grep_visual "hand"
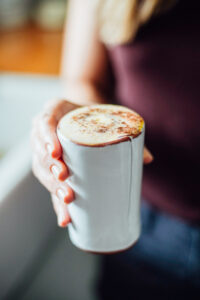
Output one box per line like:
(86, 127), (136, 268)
(143, 147), (154, 164)
(31, 99), (79, 227)
(31, 99), (153, 228)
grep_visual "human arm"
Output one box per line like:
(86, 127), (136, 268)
(31, 0), (153, 227)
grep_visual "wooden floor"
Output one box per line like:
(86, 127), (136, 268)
(0, 23), (63, 74)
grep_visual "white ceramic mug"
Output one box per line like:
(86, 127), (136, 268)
(57, 125), (145, 253)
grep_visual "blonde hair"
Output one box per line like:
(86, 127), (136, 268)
(98, 0), (177, 45)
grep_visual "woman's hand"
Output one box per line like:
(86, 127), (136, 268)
(143, 147), (154, 164)
(31, 99), (79, 227)
(31, 98), (153, 228)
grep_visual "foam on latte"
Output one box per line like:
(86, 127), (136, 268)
(58, 104), (144, 146)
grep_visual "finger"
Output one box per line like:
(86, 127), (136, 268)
(43, 99), (80, 121)
(40, 100), (77, 158)
(51, 194), (71, 227)
(32, 112), (61, 159)
(40, 99), (80, 157)
(32, 154), (56, 193)
(30, 129), (47, 160)
(33, 99), (79, 159)
(56, 187), (74, 204)
(39, 114), (62, 159)
(143, 147), (154, 164)
(50, 160), (69, 181)
(32, 133), (69, 181)
(32, 155), (74, 203)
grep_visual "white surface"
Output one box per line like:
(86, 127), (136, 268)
(0, 138), (30, 205)
(0, 73), (62, 155)
(0, 73), (61, 200)
(58, 128), (144, 252)
(0, 171), (56, 299)
(0, 73), (99, 300)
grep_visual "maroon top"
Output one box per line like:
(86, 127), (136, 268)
(108, 0), (200, 223)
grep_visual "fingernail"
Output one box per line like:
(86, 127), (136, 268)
(64, 188), (74, 204)
(57, 208), (71, 227)
(46, 143), (53, 154)
(58, 218), (71, 227)
(58, 213), (67, 227)
(56, 188), (66, 201)
(57, 188), (73, 204)
(58, 214), (67, 227)
(51, 165), (60, 178)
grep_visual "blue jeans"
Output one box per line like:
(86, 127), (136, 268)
(97, 201), (200, 299)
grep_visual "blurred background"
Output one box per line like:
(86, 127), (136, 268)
(0, 0), (66, 74)
(0, 1), (100, 299)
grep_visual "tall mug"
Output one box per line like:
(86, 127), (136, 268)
(57, 104), (145, 253)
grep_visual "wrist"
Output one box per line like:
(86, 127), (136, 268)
(61, 80), (106, 106)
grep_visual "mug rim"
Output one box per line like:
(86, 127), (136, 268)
(57, 124), (145, 148)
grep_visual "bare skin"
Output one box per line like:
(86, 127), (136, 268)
(31, 0), (154, 227)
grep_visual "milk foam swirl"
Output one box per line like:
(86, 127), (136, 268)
(58, 104), (144, 146)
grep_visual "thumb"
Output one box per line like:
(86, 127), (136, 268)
(143, 146), (154, 164)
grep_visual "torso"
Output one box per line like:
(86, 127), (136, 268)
(107, 0), (200, 223)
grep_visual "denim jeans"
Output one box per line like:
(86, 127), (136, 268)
(97, 201), (200, 300)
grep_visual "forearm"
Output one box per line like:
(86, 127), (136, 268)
(60, 0), (110, 107)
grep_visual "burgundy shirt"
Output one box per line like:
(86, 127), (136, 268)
(108, 0), (200, 223)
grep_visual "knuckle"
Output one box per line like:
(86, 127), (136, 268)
(32, 153), (47, 175)
(53, 184), (61, 196)
(41, 113), (56, 133)
(44, 98), (61, 111)
(37, 110), (50, 126)
(40, 153), (52, 170)
(32, 156), (58, 194)
(39, 150), (48, 164)
(42, 112), (50, 123)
